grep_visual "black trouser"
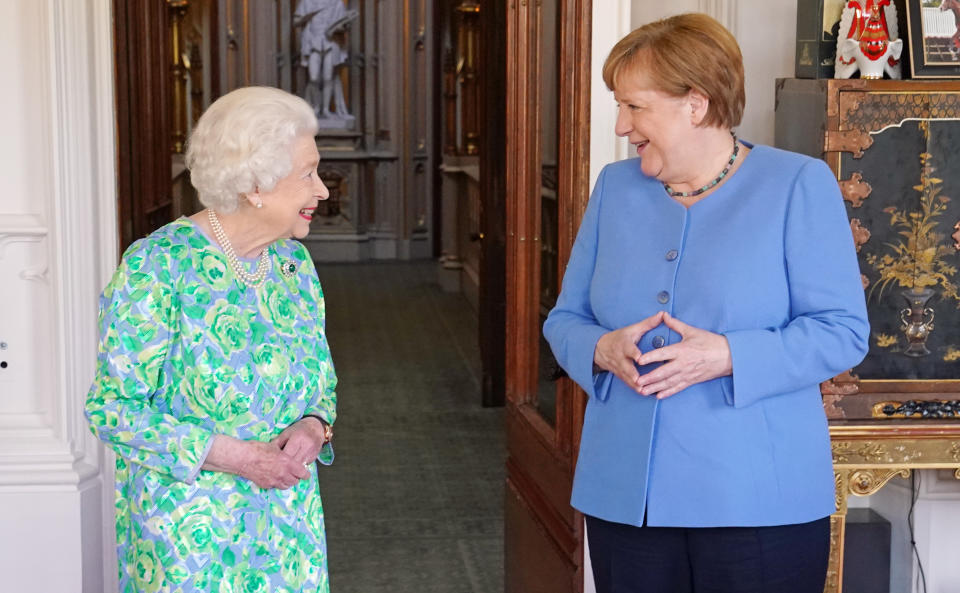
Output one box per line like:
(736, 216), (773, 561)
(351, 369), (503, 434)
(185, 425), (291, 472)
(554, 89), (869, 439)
(585, 514), (830, 593)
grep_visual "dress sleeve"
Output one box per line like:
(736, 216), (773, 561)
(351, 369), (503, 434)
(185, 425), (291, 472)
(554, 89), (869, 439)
(85, 240), (214, 483)
(722, 159), (870, 408)
(300, 251), (338, 465)
(543, 167), (614, 401)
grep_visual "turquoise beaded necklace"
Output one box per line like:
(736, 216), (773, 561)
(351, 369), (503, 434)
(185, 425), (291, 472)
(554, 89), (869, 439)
(663, 132), (739, 199)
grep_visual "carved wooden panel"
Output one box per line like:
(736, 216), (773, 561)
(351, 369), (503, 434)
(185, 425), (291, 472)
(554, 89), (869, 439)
(505, 0), (592, 591)
(775, 79), (960, 418)
(113, 0), (173, 251)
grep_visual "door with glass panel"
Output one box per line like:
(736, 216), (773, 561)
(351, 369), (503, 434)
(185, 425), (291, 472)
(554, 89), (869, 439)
(504, 0), (592, 591)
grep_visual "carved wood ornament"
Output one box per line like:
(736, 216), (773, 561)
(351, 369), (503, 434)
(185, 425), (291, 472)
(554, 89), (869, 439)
(821, 370), (861, 419)
(825, 129), (874, 158)
(849, 218), (871, 252)
(840, 173), (873, 208)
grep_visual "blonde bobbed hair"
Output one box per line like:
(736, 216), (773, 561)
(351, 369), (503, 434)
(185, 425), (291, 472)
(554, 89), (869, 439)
(185, 86), (318, 213)
(603, 13), (745, 129)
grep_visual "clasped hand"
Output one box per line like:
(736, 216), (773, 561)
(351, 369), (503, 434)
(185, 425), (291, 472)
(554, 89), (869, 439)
(593, 312), (732, 399)
(207, 417), (332, 490)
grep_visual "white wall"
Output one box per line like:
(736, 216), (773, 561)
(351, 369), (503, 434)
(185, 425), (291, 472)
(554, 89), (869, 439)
(588, 2), (960, 593)
(589, 0), (794, 173)
(0, 0), (117, 591)
(847, 471), (960, 593)
(629, 0), (794, 146)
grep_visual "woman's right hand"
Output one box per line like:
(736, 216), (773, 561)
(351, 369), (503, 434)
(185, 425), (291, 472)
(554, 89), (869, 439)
(203, 435), (310, 489)
(593, 311), (665, 395)
(237, 441), (311, 489)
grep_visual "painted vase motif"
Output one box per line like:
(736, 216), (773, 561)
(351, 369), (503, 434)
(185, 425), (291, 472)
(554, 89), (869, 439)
(900, 288), (936, 357)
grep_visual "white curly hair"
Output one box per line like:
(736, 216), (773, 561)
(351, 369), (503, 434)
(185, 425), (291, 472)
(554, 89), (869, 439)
(185, 86), (318, 213)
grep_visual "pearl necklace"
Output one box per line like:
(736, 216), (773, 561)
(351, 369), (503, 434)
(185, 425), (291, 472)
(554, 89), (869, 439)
(207, 209), (271, 289)
(663, 132), (739, 199)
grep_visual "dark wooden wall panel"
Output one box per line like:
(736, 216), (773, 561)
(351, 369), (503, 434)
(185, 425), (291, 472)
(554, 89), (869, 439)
(113, 0), (173, 253)
(479, 0), (507, 407)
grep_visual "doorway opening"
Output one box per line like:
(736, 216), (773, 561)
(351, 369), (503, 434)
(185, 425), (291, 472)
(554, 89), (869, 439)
(110, 1), (509, 592)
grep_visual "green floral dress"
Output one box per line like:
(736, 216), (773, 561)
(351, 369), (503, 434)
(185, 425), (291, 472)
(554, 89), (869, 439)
(86, 218), (337, 593)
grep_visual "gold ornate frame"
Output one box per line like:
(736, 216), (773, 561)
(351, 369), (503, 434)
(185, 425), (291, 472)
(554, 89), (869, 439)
(826, 422), (960, 593)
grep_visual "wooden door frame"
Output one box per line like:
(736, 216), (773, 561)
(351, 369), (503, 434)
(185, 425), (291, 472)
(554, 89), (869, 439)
(504, 0), (592, 591)
(479, 0), (508, 407)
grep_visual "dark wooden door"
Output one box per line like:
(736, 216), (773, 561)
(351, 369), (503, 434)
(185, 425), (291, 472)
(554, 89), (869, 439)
(504, 0), (592, 591)
(479, 0), (508, 407)
(113, 0), (174, 252)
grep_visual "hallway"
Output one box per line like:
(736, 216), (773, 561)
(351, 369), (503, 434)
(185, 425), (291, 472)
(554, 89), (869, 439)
(317, 262), (505, 593)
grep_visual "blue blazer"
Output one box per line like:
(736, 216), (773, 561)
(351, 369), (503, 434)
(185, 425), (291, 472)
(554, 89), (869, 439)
(544, 144), (869, 527)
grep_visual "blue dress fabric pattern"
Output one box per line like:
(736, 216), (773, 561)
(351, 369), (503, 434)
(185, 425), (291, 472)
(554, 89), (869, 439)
(86, 218), (337, 592)
(544, 144), (870, 528)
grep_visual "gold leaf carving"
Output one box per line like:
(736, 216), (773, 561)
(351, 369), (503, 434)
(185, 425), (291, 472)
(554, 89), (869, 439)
(832, 442), (851, 464)
(833, 470), (847, 511)
(842, 175), (873, 208)
(855, 442), (888, 463)
(825, 514), (844, 593)
(849, 468), (911, 496)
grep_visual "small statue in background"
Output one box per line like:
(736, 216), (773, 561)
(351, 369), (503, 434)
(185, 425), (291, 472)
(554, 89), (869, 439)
(835, 0), (903, 79)
(294, 0), (358, 127)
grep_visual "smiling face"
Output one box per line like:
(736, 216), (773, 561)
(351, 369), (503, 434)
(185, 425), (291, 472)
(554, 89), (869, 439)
(256, 133), (329, 240)
(613, 68), (707, 186)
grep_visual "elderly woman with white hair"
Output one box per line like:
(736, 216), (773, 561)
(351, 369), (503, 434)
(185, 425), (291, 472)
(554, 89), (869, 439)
(86, 86), (336, 592)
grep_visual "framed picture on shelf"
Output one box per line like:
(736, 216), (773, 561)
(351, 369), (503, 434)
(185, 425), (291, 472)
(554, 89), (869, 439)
(905, 0), (960, 78)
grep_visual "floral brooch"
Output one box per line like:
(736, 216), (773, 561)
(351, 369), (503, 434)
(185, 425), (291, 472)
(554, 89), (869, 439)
(279, 259), (298, 278)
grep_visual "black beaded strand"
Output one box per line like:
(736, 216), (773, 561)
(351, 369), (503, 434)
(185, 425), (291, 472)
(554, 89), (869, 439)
(663, 132), (739, 199)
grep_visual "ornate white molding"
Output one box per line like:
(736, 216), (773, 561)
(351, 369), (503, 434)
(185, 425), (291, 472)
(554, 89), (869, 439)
(0, 215), (48, 256)
(0, 0), (116, 484)
(0, 214), (49, 280)
(0, 412), (100, 490)
(698, 0), (738, 37)
(45, 0), (118, 476)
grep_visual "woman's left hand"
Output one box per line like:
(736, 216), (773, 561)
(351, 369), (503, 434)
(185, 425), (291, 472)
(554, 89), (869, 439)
(634, 313), (732, 399)
(272, 417), (332, 465)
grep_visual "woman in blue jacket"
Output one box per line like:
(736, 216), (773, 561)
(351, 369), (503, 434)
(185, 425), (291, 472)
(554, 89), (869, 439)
(543, 13), (869, 593)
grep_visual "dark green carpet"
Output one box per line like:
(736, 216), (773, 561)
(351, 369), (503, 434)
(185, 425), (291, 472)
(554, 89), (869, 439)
(317, 261), (504, 593)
